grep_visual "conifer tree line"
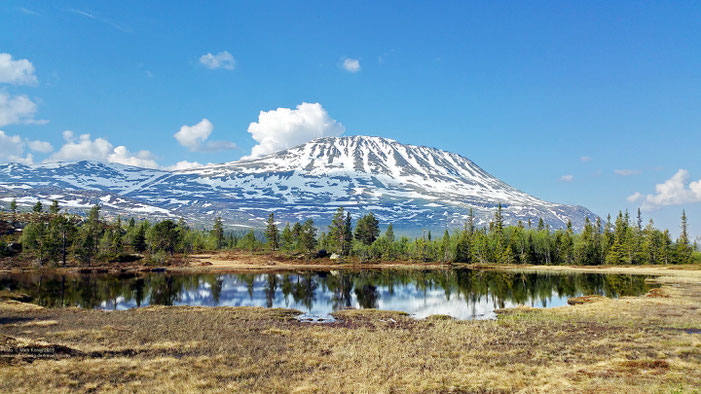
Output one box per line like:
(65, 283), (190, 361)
(1, 199), (699, 266)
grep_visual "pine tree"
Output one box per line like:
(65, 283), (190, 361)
(10, 199), (17, 213)
(33, 201), (43, 213)
(49, 200), (60, 214)
(264, 213), (279, 250)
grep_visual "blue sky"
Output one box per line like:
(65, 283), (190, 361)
(1, 1), (700, 239)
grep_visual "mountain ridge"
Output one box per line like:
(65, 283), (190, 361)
(0, 135), (597, 232)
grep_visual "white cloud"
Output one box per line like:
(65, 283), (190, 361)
(0, 130), (33, 164)
(0, 130), (53, 164)
(627, 192), (642, 203)
(341, 58), (361, 73)
(632, 169), (701, 210)
(166, 161), (204, 171)
(28, 139), (53, 153)
(173, 118), (236, 152)
(579, 156), (592, 162)
(48, 132), (159, 169)
(108, 146), (159, 168)
(614, 169), (640, 176)
(0, 53), (37, 85)
(559, 174), (574, 182)
(244, 102), (345, 159)
(199, 51), (236, 70)
(0, 92), (46, 127)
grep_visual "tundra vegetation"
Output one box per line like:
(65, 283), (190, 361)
(0, 266), (700, 392)
(1, 201), (698, 268)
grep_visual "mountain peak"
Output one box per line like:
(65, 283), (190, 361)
(0, 136), (597, 232)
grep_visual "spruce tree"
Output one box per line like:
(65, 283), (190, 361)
(384, 223), (395, 243)
(300, 219), (317, 258)
(467, 208), (475, 234)
(281, 223), (293, 253)
(327, 207), (346, 254)
(32, 201), (43, 213)
(264, 213), (279, 250)
(131, 222), (147, 253)
(354, 212), (379, 245)
(211, 217), (224, 249)
(676, 210), (692, 264)
(441, 229), (452, 263)
(343, 212), (353, 256)
(292, 222), (303, 251)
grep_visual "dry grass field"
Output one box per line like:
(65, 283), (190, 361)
(1, 265), (700, 392)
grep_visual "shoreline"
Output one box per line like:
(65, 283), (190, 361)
(1, 250), (700, 276)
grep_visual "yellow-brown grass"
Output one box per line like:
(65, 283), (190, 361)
(0, 266), (700, 392)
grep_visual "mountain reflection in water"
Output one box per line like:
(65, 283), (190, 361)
(0, 269), (653, 320)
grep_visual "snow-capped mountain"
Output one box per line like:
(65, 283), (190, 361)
(0, 136), (597, 232)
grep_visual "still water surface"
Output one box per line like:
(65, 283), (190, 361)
(0, 269), (653, 320)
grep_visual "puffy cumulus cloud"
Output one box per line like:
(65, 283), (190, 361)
(0, 92), (47, 127)
(0, 130), (33, 164)
(341, 58), (361, 73)
(28, 140), (53, 153)
(244, 102), (345, 159)
(173, 118), (236, 152)
(627, 192), (643, 203)
(48, 132), (159, 169)
(108, 146), (159, 169)
(0, 53), (37, 85)
(559, 174), (574, 182)
(165, 161), (204, 171)
(0, 130), (53, 164)
(199, 51), (235, 70)
(614, 169), (640, 176)
(631, 169), (701, 210)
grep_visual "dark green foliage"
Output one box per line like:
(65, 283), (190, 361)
(354, 212), (380, 246)
(265, 213), (279, 250)
(211, 217), (224, 250)
(5, 202), (694, 267)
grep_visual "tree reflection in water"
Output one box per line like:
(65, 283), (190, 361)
(0, 269), (654, 319)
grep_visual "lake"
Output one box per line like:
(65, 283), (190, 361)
(0, 269), (654, 320)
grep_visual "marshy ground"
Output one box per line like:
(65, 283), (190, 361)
(1, 265), (700, 392)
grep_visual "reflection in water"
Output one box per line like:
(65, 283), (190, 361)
(0, 270), (653, 320)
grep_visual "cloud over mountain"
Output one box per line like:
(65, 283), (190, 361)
(244, 102), (345, 159)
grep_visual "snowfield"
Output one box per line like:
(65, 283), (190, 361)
(0, 136), (597, 231)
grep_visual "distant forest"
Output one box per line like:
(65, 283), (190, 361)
(1, 199), (699, 266)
